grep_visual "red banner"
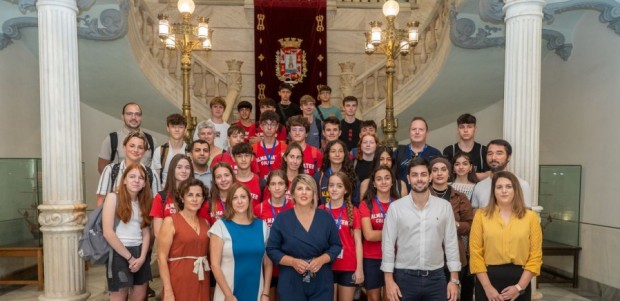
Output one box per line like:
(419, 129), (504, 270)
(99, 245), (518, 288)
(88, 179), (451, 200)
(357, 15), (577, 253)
(254, 0), (327, 114)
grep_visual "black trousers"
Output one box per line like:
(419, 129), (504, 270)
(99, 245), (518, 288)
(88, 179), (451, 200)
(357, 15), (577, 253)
(474, 264), (531, 301)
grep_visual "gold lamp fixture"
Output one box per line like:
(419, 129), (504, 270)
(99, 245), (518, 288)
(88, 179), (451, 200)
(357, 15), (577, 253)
(158, 0), (214, 144)
(364, 0), (419, 148)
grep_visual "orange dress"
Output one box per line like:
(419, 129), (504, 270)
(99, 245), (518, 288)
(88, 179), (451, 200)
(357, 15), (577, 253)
(163, 214), (211, 301)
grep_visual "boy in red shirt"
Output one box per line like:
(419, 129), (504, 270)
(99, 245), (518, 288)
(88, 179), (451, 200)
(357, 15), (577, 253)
(233, 100), (256, 142)
(232, 142), (264, 208)
(210, 124), (259, 174)
(252, 111), (287, 180)
(249, 98), (288, 144)
(287, 115), (322, 176)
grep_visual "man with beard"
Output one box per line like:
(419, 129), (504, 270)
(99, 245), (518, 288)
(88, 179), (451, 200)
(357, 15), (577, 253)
(471, 139), (532, 208)
(97, 102), (155, 173)
(381, 157), (461, 301)
(189, 139), (212, 190)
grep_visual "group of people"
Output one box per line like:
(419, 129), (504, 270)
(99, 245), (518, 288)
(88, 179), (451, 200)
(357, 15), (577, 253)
(95, 86), (542, 301)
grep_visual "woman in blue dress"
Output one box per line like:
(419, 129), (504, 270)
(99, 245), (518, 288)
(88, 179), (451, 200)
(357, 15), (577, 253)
(209, 183), (273, 301)
(267, 174), (342, 301)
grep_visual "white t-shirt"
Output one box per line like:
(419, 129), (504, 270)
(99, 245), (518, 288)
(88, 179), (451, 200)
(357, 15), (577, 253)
(209, 119), (230, 150)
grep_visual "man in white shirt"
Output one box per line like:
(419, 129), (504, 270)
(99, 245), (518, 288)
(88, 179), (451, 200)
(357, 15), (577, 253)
(381, 157), (461, 301)
(471, 139), (532, 209)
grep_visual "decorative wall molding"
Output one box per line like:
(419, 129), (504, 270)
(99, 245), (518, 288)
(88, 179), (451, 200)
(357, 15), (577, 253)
(0, 16), (37, 50)
(450, 8), (573, 60)
(479, 0), (620, 36)
(542, 28), (573, 61)
(0, 0), (129, 50)
(478, 0), (505, 24)
(544, 0), (620, 36)
(450, 10), (504, 49)
(77, 0), (129, 40)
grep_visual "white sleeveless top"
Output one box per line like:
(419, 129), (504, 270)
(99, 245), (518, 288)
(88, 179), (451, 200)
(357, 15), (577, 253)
(115, 201), (143, 247)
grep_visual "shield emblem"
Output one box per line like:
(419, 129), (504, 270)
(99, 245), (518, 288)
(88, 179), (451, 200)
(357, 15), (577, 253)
(275, 37), (307, 84)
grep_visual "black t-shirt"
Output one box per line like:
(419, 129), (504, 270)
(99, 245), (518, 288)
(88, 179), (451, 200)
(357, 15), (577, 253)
(355, 159), (374, 183)
(339, 118), (362, 151)
(278, 103), (302, 123)
(442, 142), (488, 173)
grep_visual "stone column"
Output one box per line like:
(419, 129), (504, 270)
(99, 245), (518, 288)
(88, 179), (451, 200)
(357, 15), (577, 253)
(502, 0), (545, 299)
(36, 0), (89, 300)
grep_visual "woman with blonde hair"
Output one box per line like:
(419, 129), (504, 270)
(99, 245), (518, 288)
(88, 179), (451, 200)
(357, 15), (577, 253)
(267, 174), (342, 301)
(469, 171), (542, 301)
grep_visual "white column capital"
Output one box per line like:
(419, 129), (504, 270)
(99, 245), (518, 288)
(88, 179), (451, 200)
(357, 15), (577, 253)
(36, 0), (78, 12)
(503, 0), (545, 21)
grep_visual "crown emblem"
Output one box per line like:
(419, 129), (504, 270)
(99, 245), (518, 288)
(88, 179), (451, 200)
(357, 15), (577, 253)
(278, 37), (303, 49)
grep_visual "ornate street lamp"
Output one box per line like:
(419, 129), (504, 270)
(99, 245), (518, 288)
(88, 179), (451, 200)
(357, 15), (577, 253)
(158, 0), (213, 144)
(365, 0), (419, 148)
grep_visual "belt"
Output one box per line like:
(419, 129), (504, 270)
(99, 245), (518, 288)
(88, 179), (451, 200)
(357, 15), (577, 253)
(168, 256), (210, 280)
(395, 268), (443, 277)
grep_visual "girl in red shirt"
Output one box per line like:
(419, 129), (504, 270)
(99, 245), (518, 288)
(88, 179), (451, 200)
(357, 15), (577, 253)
(359, 165), (401, 301)
(149, 154), (198, 237)
(204, 162), (236, 225)
(319, 171), (363, 301)
(262, 143), (303, 202)
(254, 170), (294, 301)
(254, 170), (294, 227)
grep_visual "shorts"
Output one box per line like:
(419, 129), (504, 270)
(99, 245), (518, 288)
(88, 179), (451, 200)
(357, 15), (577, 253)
(107, 245), (152, 292)
(363, 258), (385, 290)
(333, 270), (357, 287)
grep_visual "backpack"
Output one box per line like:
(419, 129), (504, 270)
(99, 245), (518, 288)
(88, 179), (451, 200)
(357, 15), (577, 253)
(110, 163), (154, 189)
(109, 131), (155, 162)
(77, 198), (120, 265)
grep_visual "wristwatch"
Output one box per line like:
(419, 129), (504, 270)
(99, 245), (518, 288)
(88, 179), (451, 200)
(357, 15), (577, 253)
(450, 279), (461, 286)
(515, 284), (525, 295)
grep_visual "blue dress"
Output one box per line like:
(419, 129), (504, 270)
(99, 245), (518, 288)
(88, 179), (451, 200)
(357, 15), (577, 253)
(209, 218), (269, 301)
(267, 209), (342, 301)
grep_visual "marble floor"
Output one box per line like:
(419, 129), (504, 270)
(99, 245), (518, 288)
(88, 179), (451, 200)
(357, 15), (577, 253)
(0, 265), (607, 301)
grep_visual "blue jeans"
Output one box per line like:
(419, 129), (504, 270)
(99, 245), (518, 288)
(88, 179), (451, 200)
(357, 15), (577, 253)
(394, 268), (446, 301)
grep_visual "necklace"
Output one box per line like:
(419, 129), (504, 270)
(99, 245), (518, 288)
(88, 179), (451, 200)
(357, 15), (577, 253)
(432, 187), (449, 199)
(181, 212), (199, 233)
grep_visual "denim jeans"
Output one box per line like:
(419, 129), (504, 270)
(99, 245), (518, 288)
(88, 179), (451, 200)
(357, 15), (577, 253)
(394, 268), (447, 301)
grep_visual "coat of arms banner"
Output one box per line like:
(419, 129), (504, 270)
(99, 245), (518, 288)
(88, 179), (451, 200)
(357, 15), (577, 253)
(254, 0), (327, 109)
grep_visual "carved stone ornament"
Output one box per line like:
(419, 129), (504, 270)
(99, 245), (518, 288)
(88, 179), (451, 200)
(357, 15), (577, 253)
(450, 6), (572, 60)
(0, 0), (129, 50)
(38, 203), (88, 230)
